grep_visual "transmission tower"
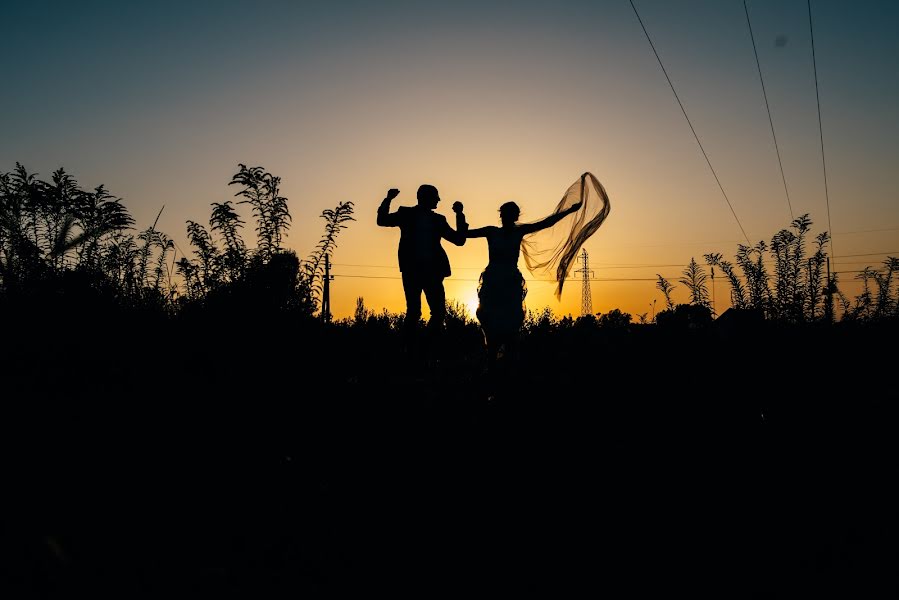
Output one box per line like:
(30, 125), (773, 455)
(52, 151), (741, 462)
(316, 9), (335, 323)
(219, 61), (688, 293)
(574, 248), (594, 316)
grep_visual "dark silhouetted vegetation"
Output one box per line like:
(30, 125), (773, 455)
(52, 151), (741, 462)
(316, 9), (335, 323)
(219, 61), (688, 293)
(655, 214), (897, 326)
(1, 165), (894, 593)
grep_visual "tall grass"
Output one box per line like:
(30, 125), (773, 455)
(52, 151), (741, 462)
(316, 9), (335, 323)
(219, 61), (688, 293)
(654, 214), (896, 324)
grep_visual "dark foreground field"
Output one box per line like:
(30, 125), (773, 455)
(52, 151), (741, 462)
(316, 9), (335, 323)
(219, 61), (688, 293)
(1, 316), (895, 594)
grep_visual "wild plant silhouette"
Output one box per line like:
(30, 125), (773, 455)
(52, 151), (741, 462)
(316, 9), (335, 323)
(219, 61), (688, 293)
(654, 214), (897, 325)
(1, 163), (895, 592)
(303, 200), (355, 310)
(173, 164), (356, 320)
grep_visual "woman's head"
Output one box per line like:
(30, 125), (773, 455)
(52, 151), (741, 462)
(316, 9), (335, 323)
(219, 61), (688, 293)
(499, 201), (520, 224)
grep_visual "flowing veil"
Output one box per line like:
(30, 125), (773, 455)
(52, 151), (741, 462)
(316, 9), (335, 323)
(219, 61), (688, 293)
(521, 172), (611, 299)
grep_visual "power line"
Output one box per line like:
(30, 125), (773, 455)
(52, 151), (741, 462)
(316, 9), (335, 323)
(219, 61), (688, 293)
(335, 271), (875, 283)
(334, 261), (711, 270)
(808, 0), (835, 264)
(834, 251), (899, 259)
(335, 274), (417, 280)
(744, 0), (793, 220)
(575, 263), (687, 269)
(334, 251), (897, 273)
(337, 226), (898, 260)
(175, 242), (896, 275)
(834, 227), (899, 235)
(629, 0), (751, 244)
(333, 261), (690, 270)
(333, 262), (485, 270)
(613, 227), (899, 247)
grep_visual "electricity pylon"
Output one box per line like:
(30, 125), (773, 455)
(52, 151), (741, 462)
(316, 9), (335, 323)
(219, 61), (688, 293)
(574, 248), (594, 316)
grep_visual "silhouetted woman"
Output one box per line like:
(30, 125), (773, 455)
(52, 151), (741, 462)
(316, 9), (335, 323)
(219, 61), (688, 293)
(465, 201), (580, 373)
(465, 172), (611, 378)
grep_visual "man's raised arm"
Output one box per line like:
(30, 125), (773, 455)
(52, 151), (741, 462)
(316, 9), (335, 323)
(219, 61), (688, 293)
(377, 188), (401, 227)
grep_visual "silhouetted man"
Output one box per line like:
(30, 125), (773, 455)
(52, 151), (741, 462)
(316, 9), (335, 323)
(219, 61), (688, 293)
(377, 185), (467, 360)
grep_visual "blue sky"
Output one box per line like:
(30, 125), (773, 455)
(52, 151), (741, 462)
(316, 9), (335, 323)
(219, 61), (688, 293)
(3, 1), (897, 317)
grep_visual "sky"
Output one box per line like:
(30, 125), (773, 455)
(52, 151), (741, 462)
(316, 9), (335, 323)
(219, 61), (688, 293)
(2, 0), (897, 320)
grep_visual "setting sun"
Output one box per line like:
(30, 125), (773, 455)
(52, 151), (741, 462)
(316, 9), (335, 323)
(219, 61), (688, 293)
(462, 290), (481, 322)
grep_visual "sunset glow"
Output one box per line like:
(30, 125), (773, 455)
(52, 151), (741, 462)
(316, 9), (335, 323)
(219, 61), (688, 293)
(3, 1), (897, 320)
(4, 2), (895, 590)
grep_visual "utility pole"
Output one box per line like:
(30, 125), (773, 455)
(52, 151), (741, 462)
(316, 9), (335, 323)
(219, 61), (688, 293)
(575, 248), (594, 316)
(824, 256), (833, 323)
(322, 253), (334, 323)
(808, 258), (813, 321)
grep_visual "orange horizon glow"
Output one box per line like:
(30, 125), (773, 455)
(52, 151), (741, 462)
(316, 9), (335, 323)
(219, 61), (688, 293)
(4, 1), (896, 321)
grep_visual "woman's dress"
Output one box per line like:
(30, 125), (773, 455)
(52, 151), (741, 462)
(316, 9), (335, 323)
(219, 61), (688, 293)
(476, 227), (527, 337)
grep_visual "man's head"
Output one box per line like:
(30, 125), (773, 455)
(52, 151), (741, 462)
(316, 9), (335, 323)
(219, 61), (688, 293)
(417, 184), (440, 209)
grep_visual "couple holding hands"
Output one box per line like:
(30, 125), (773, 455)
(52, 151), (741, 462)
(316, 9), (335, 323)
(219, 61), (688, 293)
(377, 174), (610, 373)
